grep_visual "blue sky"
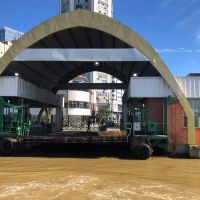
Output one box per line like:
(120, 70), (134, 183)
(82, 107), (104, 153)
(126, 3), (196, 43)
(0, 0), (200, 76)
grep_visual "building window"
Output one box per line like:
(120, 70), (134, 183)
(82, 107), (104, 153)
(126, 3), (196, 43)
(76, 5), (83, 9)
(72, 101), (77, 108)
(184, 98), (200, 128)
(79, 102), (83, 108)
(68, 101), (90, 109)
(118, 105), (122, 112)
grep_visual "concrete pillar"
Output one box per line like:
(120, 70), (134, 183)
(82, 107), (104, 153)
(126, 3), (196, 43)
(55, 107), (63, 132)
(36, 107), (45, 123)
(45, 107), (52, 123)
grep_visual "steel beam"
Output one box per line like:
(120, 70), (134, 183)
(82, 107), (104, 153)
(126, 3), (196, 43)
(59, 83), (126, 90)
(14, 48), (148, 62)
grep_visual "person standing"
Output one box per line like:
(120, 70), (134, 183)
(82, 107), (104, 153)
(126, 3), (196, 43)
(87, 118), (91, 132)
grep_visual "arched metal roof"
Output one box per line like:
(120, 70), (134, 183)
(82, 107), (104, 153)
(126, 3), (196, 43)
(0, 10), (195, 144)
(2, 26), (159, 91)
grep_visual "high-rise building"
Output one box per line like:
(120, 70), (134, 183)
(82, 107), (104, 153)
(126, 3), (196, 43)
(0, 41), (12, 57)
(60, 0), (113, 17)
(59, 0), (123, 122)
(0, 26), (24, 42)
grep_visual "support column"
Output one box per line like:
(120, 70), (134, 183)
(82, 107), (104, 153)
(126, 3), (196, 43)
(36, 107), (45, 124)
(122, 102), (128, 130)
(45, 107), (53, 123)
(55, 107), (63, 132)
(0, 98), (3, 134)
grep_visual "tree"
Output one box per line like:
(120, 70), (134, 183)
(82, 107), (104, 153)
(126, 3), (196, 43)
(97, 107), (110, 121)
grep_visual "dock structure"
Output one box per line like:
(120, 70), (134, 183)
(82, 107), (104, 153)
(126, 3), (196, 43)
(0, 10), (200, 158)
(23, 131), (128, 144)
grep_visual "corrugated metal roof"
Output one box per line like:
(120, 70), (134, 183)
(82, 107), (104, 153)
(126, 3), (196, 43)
(176, 77), (200, 98)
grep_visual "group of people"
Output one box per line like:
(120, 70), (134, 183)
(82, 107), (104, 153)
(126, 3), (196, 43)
(87, 117), (106, 132)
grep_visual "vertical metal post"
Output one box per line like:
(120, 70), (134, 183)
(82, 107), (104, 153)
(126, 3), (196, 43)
(132, 109), (134, 136)
(0, 98), (4, 134)
(163, 99), (165, 134)
(123, 102), (127, 130)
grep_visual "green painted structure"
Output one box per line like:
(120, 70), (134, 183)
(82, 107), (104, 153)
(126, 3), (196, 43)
(0, 97), (31, 137)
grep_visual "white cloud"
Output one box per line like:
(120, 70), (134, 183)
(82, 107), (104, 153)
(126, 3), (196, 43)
(159, 0), (199, 30)
(155, 48), (177, 53)
(175, 9), (200, 30)
(183, 49), (193, 53)
(167, 0), (198, 23)
(156, 48), (200, 53)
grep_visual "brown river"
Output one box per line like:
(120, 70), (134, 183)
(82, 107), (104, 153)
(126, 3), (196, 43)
(0, 145), (200, 200)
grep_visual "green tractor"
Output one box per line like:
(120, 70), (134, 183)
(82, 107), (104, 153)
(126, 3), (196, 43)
(0, 97), (31, 155)
(126, 97), (173, 159)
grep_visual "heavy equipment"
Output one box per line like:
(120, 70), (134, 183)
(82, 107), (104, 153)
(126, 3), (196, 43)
(0, 96), (173, 159)
(125, 97), (173, 159)
(0, 97), (31, 154)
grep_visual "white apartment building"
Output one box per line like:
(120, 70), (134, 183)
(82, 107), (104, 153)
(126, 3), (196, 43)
(60, 0), (113, 17)
(58, 76), (91, 127)
(59, 0), (123, 122)
(67, 76), (91, 126)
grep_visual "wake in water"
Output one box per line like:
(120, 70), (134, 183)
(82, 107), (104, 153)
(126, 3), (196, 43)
(0, 175), (198, 200)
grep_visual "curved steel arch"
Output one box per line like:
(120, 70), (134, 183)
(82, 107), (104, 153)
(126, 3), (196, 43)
(0, 10), (194, 144)
(52, 63), (127, 92)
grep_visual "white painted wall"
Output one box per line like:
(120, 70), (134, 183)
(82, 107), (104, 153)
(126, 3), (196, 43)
(128, 77), (173, 98)
(68, 90), (90, 101)
(68, 90), (91, 116)
(0, 76), (63, 107)
(68, 108), (90, 116)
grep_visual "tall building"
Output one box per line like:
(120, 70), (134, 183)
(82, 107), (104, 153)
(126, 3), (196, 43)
(60, 0), (113, 17)
(0, 41), (12, 57)
(0, 26), (24, 42)
(59, 0), (123, 122)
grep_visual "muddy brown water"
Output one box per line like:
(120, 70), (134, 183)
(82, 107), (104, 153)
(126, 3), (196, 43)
(0, 145), (200, 200)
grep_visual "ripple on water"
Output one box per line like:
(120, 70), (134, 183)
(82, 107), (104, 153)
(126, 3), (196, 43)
(0, 176), (98, 200)
(90, 184), (199, 200)
(0, 176), (199, 200)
